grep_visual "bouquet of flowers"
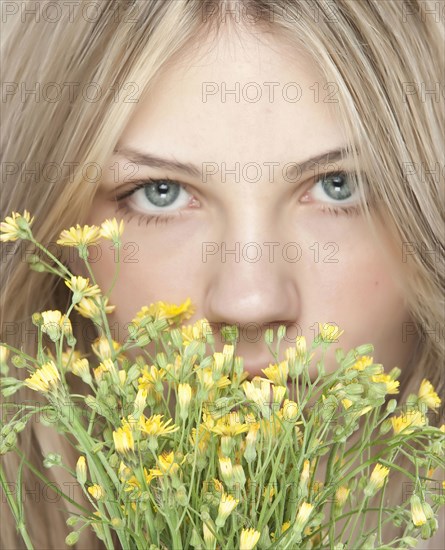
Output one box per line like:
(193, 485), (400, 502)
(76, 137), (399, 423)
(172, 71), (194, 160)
(1, 212), (443, 550)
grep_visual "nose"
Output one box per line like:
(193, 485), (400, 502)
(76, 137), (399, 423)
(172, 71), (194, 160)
(201, 212), (300, 365)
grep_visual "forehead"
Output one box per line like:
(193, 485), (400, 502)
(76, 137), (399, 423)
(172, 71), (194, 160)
(117, 25), (345, 167)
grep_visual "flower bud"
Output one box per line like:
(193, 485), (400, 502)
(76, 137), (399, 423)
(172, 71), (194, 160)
(264, 328), (274, 346)
(87, 484), (105, 500)
(76, 456), (87, 485)
(203, 522), (215, 545)
(43, 452), (62, 468)
(0, 345), (10, 365)
(178, 383), (192, 421)
(277, 324), (287, 341)
(66, 516), (78, 527)
(65, 532), (80, 546)
(12, 355), (27, 368)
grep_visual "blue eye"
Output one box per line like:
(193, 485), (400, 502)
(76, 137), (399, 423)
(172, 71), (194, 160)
(118, 178), (192, 214)
(143, 180), (181, 208)
(313, 172), (359, 204)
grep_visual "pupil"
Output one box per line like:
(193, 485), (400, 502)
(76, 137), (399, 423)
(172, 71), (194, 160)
(157, 182), (169, 195)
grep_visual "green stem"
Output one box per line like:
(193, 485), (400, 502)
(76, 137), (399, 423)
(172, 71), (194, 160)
(31, 239), (73, 278)
(104, 244), (121, 300)
(0, 463), (34, 550)
(12, 447), (90, 515)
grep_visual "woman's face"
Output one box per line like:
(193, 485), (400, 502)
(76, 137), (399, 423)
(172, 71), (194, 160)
(82, 27), (416, 377)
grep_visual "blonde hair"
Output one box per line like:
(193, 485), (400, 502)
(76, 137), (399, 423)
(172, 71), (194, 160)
(1, 0), (443, 547)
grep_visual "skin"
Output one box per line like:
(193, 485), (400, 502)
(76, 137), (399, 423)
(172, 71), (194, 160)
(78, 24), (417, 382)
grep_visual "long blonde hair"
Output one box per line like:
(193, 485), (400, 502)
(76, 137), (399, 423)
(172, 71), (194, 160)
(1, 0), (443, 547)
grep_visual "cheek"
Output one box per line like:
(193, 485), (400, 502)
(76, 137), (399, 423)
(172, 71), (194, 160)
(298, 223), (414, 371)
(89, 232), (201, 333)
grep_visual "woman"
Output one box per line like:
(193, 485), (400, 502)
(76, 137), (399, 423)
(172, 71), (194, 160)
(1, 0), (443, 547)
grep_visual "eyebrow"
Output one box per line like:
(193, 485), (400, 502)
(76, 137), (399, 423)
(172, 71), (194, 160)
(113, 146), (202, 177)
(112, 146), (351, 181)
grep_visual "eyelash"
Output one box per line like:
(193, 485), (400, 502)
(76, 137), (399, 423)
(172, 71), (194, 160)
(114, 173), (361, 226)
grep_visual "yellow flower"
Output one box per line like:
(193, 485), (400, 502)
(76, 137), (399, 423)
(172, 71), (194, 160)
(93, 358), (118, 382)
(118, 370), (126, 386)
(203, 523), (216, 546)
(210, 412), (250, 437)
(0, 345), (10, 364)
(123, 472), (143, 494)
(364, 464), (390, 497)
(157, 450), (180, 475)
(60, 349), (80, 368)
(245, 420), (260, 445)
(133, 388), (147, 417)
(91, 337), (123, 362)
(87, 484), (105, 500)
(138, 414), (179, 437)
(100, 218), (124, 244)
(133, 298), (195, 326)
(410, 495), (427, 526)
(216, 493), (239, 527)
(223, 344), (234, 363)
(350, 355), (374, 371)
(262, 484), (276, 502)
(56, 224), (100, 247)
(212, 352), (225, 376)
(281, 399), (299, 422)
(180, 318), (213, 343)
(189, 425), (211, 456)
(335, 486), (350, 507)
(138, 365), (166, 391)
(118, 461), (132, 481)
(40, 310), (72, 342)
(76, 456), (87, 485)
(294, 502), (314, 533)
(70, 358), (91, 383)
(418, 379), (441, 410)
(0, 210), (34, 242)
(272, 385), (287, 404)
(157, 298), (195, 323)
(342, 398), (353, 410)
(144, 468), (164, 485)
(270, 520), (291, 541)
(319, 323), (344, 342)
(232, 464), (246, 487)
(295, 335), (307, 356)
(196, 366), (231, 392)
(341, 398), (373, 417)
(242, 378), (272, 413)
(281, 521), (291, 533)
(113, 423), (134, 455)
(178, 383), (192, 420)
(209, 478), (224, 495)
(74, 296), (115, 322)
(372, 373), (399, 394)
(65, 276), (100, 302)
(262, 360), (289, 386)
(240, 527), (261, 550)
(24, 361), (60, 393)
(391, 410), (426, 435)
(300, 459), (311, 485)
(219, 456), (234, 484)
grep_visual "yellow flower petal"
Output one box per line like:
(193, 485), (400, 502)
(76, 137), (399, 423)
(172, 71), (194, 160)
(57, 224), (100, 247)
